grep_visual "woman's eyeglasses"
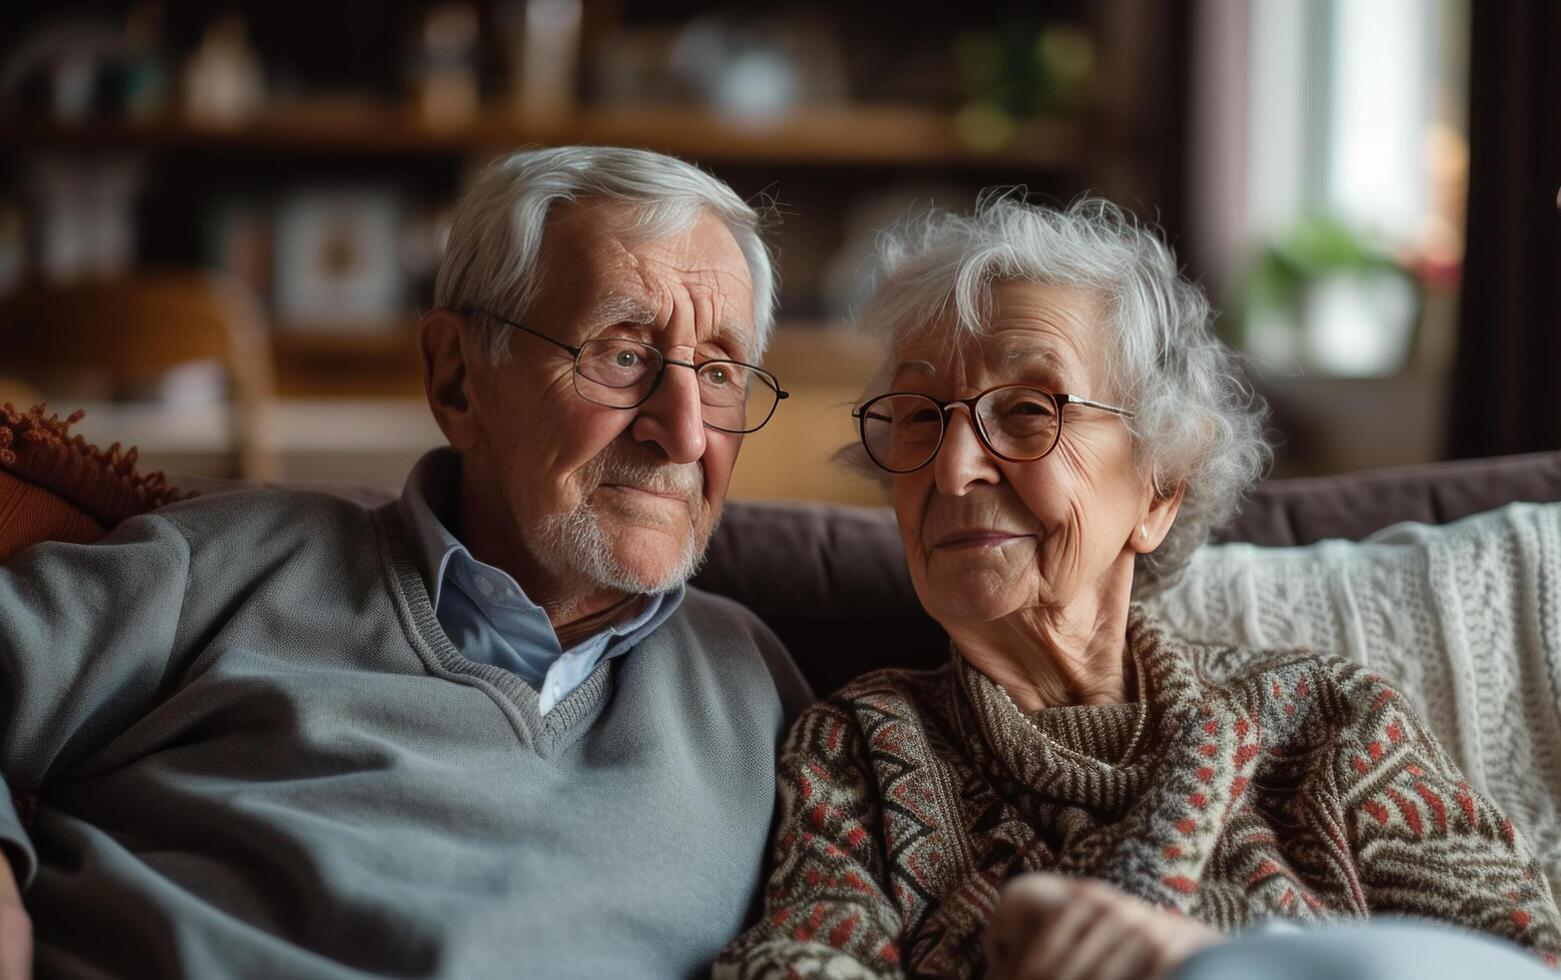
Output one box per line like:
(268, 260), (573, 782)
(852, 384), (1133, 473)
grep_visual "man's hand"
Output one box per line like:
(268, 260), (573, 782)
(983, 873), (1223, 980)
(0, 858), (30, 980)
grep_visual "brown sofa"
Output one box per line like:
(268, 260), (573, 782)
(693, 450), (1561, 696)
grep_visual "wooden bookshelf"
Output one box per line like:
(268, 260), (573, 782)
(1, 103), (1087, 169)
(270, 320), (425, 399)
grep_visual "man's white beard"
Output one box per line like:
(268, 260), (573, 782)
(529, 447), (714, 598)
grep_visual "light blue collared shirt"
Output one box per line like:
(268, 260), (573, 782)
(398, 449), (683, 714)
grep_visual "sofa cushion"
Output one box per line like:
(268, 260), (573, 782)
(694, 502), (942, 695)
(1218, 450), (1561, 546)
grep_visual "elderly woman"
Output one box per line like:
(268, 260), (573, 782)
(717, 197), (1561, 980)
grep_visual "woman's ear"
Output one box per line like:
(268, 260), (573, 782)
(1134, 480), (1187, 554)
(421, 309), (480, 451)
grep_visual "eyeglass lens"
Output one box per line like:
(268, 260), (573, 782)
(859, 387), (1061, 471)
(572, 337), (780, 433)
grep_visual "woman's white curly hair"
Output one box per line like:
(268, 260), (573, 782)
(848, 193), (1272, 591)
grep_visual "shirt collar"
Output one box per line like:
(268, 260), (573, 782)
(397, 447), (685, 650)
(399, 447), (467, 612)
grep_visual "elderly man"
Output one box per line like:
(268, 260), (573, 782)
(0, 146), (811, 979)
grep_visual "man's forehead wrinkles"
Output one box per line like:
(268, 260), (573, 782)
(630, 256), (743, 291)
(585, 281), (747, 338)
(572, 224), (754, 351)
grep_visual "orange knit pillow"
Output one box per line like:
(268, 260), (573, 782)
(0, 402), (193, 562)
(0, 470), (106, 561)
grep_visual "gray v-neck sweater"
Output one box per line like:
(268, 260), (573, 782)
(0, 487), (812, 979)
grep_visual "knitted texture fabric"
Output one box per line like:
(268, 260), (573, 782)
(1, 486), (809, 979)
(1146, 502), (1561, 898)
(716, 607), (1561, 979)
(0, 469), (105, 560)
(0, 402), (190, 528)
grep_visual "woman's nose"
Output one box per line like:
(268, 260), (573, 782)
(932, 406), (1002, 495)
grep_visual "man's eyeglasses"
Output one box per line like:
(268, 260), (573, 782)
(852, 384), (1134, 473)
(464, 309), (789, 434)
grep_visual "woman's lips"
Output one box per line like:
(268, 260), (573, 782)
(932, 529), (1031, 551)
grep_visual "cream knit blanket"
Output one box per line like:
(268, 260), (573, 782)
(1147, 501), (1561, 894)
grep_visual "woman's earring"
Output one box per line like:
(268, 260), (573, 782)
(1139, 523), (1149, 542)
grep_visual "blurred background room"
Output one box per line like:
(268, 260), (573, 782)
(0, 0), (1556, 500)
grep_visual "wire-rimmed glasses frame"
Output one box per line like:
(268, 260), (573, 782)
(462, 308), (790, 434)
(851, 383), (1135, 474)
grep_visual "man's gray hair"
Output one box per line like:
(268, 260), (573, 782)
(851, 194), (1272, 590)
(434, 146), (777, 363)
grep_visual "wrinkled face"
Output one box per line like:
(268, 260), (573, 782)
(466, 199), (755, 594)
(889, 280), (1154, 627)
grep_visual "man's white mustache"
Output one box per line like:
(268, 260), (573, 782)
(594, 454), (702, 499)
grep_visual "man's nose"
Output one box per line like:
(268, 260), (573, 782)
(630, 360), (708, 463)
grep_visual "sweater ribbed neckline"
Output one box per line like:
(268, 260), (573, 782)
(1028, 703), (1145, 764)
(371, 501), (614, 756)
(951, 607), (1201, 808)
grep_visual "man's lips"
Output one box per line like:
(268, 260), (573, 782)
(599, 483), (693, 505)
(931, 529), (1033, 550)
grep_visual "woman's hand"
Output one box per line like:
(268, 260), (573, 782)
(0, 859), (30, 980)
(983, 873), (1222, 980)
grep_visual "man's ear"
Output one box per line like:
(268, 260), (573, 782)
(1133, 480), (1187, 554)
(421, 308), (480, 451)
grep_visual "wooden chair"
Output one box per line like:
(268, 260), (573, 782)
(0, 273), (278, 479)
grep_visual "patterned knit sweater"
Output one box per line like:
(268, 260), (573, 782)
(716, 608), (1561, 979)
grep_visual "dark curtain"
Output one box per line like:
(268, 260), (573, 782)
(1446, 0), (1561, 459)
